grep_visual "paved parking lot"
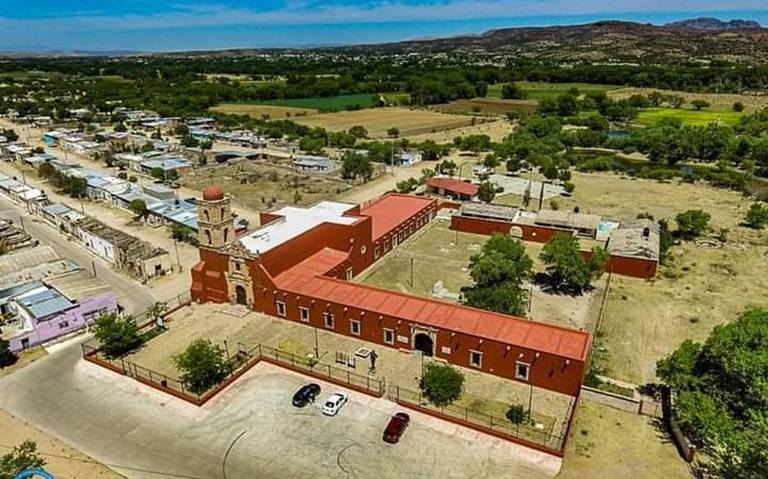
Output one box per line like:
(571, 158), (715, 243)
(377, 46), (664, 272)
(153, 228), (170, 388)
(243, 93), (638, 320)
(0, 341), (561, 479)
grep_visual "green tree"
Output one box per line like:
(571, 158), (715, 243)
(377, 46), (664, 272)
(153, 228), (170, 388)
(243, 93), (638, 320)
(691, 99), (711, 111)
(129, 199), (148, 219)
(387, 127), (400, 138)
(37, 162), (55, 179)
(170, 224), (198, 246)
(174, 339), (232, 395)
(419, 363), (464, 407)
(341, 153), (373, 182)
(501, 83), (526, 100)
(113, 122), (127, 132)
(462, 235), (532, 316)
(539, 233), (594, 292)
(675, 209), (711, 239)
(0, 440), (46, 479)
(657, 308), (768, 478)
(744, 202), (768, 229)
(348, 125), (368, 139)
(93, 313), (142, 358)
(506, 404), (529, 427)
(477, 181), (496, 203)
(732, 101), (745, 112)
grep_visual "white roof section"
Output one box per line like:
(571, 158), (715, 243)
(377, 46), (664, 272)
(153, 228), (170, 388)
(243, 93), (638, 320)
(240, 201), (357, 255)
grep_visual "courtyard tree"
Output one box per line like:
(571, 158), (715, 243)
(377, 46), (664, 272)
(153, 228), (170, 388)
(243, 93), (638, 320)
(744, 202), (768, 229)
(477, 181), (496, 203)
(675, 209), (711, 239)
(0, 337), (17, 368)
(174, 339), (232, 395)
(656, 308), (768, 478)
(128, 199), (148, 220)
(506, 403), (529, 431)
(0, 440), (46, 478)
(419, 363), (464, 407)
(462, 234), (532, 316)
(93, 313), (142, 358)
(539, 233), (597, 293)
(148, 301), (167, 328)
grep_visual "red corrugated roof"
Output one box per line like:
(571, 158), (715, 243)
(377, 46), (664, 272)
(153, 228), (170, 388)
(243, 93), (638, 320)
(359, 193), (436, 241)
(273, 248), (590, 362)
(427, 177), (479, 197)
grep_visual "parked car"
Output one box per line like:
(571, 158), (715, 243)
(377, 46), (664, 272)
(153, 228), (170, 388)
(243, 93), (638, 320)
(382, 412), (410, 443)
(322, 392), (348, 416)
(292, 383), (321, 407)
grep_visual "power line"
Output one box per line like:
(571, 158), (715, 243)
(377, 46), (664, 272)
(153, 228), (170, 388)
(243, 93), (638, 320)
(0, 443), (211, 479)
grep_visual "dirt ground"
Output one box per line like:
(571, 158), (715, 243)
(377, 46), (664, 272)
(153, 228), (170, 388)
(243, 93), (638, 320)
(292, 107), (476, 138)
(404, 118), (516, 143)
(431, 98), (539, 117)
(0, 409), (123, 478)
(357, 220), (602, 332)
(182, 160), (351, 211)
(0, 348), (47, 379)
(557, 401), (690, 479)
(210, 103), (318, 119)
(609, 87), (768, 112)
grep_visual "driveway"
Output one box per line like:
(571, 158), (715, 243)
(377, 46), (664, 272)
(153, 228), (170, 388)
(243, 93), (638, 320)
(0, 340), (561, 479)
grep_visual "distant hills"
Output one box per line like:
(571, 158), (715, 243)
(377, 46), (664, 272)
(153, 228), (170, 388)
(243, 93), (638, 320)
(330, 17), (768, 63)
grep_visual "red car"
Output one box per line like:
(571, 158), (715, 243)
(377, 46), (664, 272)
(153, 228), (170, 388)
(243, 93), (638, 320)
(382, 412), (410, 443)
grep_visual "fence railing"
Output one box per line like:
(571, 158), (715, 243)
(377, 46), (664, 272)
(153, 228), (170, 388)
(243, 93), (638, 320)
(389, 385), (566, 454)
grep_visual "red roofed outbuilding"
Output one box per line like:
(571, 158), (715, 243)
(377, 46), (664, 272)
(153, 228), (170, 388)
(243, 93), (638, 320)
(426, 177), (479, 201)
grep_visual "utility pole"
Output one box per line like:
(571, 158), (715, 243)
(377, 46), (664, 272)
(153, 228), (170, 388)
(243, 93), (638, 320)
(92, 260), (97, 277)
(409, 257), (414, 287)
(314, 328), (319, 359)
(173, 238), (182, 272)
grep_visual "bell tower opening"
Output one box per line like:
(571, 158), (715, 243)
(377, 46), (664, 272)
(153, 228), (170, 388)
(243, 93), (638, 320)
(197, 186), (235, 250)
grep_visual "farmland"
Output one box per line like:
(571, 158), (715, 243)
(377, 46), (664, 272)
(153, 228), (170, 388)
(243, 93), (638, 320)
(431, 97), (538, 116)
(248, 93), (379, 110)
(487, 82), (623, 101)
(609, 86), (768, 112)
(292, 107), (476, 138)
(210, 103), (317, 119)
(635, 107), (744, 126)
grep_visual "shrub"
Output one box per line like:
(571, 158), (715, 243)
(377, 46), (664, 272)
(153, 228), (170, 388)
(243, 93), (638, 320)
(744, 202), (768, 229)
(93, 313), (142, 358)
(419, 363), (464, 407)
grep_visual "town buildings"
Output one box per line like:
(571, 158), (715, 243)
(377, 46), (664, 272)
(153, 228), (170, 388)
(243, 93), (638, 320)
(191, 187), (590, 397)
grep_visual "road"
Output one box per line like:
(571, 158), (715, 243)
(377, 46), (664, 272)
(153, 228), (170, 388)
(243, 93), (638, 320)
(0, 340), (559, 479)
(0, 194), (155, 315)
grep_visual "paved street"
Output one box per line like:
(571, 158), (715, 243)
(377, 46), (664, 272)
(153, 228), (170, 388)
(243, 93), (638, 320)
(0, 341), (561, 479)
(0, 194), (155, 315)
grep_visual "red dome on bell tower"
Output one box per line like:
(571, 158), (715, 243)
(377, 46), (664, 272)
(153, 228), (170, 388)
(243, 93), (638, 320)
(202, 185), (224, 201)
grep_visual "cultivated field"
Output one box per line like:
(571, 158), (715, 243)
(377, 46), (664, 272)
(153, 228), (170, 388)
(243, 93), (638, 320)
(181, 161), (350, 212)
(609, 87), (768, 112)
(548, 171), (768, 384)
(403, 118), (516, 143)
(210, 103), (317, 119)
(635, 107), (744, 126)
(253, 93), (380, 110)
(432, 97), (538, 116)
(488, 82), (623, 101)
(292, 107), (476, 138)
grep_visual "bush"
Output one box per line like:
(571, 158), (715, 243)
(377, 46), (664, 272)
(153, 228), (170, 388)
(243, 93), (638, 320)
(744, 202), (768, 229)
(0, 440), (46, 477)
(506, 404), (529, 425)
(174, 339), (232, 395)
(93, 313), (142, 358)
(419, 363), (464, 407)
(0, 337), (18, 368)
(675, 210), (711, 239)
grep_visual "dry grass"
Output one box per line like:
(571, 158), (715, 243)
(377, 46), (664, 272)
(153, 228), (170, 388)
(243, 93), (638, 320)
(404, 119), (517, 143)
(557, 401), (689, 479)
(182, 161), (350, 212)
(210, 103), (318, 119)
(292, 107), (476, 138)
(431, 98), (538, 116)
(609, 87), (768, 112)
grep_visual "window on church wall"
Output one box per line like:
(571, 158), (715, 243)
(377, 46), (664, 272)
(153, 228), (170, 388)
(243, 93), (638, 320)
(515, 362), (530, 381)
(299, 307), (310, 322)
(220, 207), (225, 220)
(204, 210), (210, 222)
(276, 301), (286, 317)
(224, 228), (229, 243)
(205, 229), (212, 244)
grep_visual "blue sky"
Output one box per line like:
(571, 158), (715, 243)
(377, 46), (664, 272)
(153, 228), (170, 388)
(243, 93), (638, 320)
(2, 1), (768, 51)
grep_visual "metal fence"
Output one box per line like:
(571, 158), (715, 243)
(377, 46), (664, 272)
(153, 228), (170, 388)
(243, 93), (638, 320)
(389, 385), (566, 453)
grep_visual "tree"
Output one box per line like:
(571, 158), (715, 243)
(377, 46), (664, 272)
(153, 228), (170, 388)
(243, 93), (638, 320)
(148, 301), (167, 328)
(477, 181), (496, 203)
(506, 404), (529, 427)
(462, 235), (532, 316)
(396, 177), (418, 193)
(0, 440), (46, 479)
(539, 233), (594, 292)
(387, 127), (399, 138)
(501, 83), (526, 100)
(170, 224), (198, 246)
(341, 153), (373, 182)
(174, 339), (232, 395)
(113, 122), (127, 132)
(691, 99), (711, 111)
(437, 159), (457, 176)
(129, 199), (148, 219)
(93, 313), (142, 358)
(744, 202), (768, 229)
(482, 154), (500, 172)
(675, 210), (711, 239)
(419, 363), (464, 407)
(732, 101), (745, 112)
(656, 308), (768, 479)
(0, 337), (17, 368)
(37, 162), (55, 179)
(348, 125), (368, 139)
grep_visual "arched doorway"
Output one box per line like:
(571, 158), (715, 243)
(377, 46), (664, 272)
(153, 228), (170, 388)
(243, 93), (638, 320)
(235, 285), (247, 305)
(414, 333), (434, 357)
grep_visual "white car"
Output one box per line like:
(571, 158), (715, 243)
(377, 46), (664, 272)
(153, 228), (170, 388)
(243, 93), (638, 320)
(322, 392), (348, 416)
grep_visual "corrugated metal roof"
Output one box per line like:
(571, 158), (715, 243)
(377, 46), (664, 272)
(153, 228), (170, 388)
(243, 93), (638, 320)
(19, 287), (74, 320)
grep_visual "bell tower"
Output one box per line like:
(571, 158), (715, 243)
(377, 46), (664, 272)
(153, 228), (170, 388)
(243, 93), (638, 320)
(198, 186), (234, 249)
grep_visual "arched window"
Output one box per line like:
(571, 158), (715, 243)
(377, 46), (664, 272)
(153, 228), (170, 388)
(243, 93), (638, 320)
(204, 209), (210, 222)
(205, 229), (212, 244)
(224, 228), (229, 243)
(220, 207), (225, 221)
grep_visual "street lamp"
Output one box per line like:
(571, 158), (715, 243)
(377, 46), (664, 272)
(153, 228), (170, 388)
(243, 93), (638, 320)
(314, 327), (319, 359)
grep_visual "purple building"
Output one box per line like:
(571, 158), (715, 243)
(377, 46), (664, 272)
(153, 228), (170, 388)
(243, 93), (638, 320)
(7, 278), (118, 353)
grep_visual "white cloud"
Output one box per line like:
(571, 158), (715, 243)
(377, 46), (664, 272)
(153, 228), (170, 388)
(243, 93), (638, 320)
(0, 0), (765, 34)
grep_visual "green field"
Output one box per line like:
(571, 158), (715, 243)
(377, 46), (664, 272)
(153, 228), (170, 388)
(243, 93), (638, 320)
(636, 107), (744, 126)
(254, 93), (379, 110)
(488, 81), (623, 101)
